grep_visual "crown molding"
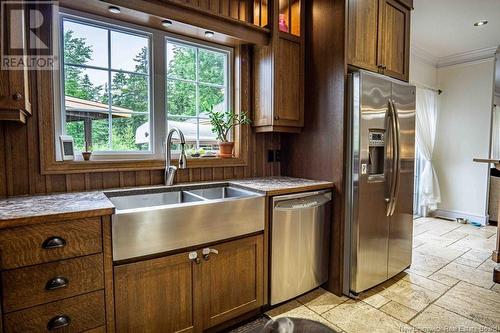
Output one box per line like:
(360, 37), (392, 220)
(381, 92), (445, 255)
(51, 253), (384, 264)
(437, 46), (498, 68)
(411, 45), (498, 68)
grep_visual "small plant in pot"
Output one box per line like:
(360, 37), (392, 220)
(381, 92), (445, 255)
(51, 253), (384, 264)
(208, 109), (251, 158)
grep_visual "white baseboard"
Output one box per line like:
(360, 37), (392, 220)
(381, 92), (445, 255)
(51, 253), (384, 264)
(433, 209), (489, 225)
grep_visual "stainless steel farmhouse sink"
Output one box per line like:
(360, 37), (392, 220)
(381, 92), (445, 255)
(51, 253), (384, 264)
(105, 185), (265, 261)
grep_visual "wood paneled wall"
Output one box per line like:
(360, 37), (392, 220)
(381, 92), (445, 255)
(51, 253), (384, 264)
(162, 0), (251, 22)
(0, 119), (280, 197)
(281, 0), (347, 295)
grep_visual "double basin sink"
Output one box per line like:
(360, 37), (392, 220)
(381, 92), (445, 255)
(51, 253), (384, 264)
(106, 185), (265, 261)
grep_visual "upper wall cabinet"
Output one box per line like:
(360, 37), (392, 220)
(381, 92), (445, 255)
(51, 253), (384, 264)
(0, 4), (31, 123)
(253, 0), (304, 133)
(348, 0), (411, 82)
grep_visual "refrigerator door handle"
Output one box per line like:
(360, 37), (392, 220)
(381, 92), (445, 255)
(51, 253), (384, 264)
(386, 100), (397, 216)
(390, 99), (401, 216)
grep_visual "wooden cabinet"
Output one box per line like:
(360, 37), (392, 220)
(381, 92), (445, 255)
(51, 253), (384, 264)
(253, 0), (304, 133)
(0, 215), (114, 333)
(114, 235), (264, 333)
(0, 3), (31, 123)
(348, 0), (411, 81)
(114, 252), (201, 333)
(201, 236), (263, 328)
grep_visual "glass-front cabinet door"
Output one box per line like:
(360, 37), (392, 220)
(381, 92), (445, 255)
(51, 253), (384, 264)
(278, 0), (301, 36)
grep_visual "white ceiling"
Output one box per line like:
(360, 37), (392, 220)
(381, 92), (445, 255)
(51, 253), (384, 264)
(412, 0), (500, 60)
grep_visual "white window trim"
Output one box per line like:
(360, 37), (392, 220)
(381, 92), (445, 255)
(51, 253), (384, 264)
(53, 8), (233, 162)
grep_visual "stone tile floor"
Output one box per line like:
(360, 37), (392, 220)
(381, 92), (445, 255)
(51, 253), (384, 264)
(266, 217), (500, 333)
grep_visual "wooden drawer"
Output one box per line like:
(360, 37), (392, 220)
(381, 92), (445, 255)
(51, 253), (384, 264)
(4, 290), (105, 333)
(2, 254), (104, 312)
(0, 217), (102, 269)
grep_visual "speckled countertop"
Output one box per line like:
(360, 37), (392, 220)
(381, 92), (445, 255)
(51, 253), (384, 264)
(0, 192), (115, 227)
(0, 176), (333, 228)
(230, 177), (333, 196)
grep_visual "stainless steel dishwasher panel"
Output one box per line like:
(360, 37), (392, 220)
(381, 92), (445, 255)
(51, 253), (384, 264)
(270, 190), (332, 305)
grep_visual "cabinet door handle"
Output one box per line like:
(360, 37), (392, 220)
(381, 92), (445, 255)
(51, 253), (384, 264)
(274, 115), (280, 121)
(47, 315), (71, 330)
(202, 248), (219, 261)
(45, 276), (69, 291)
(42, 236), (66, 250)
(188, 251), (200, 264)
(12, 92), (22, 101)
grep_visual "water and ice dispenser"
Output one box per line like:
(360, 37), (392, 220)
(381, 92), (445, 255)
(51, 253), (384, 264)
(368, 130), (385, 176)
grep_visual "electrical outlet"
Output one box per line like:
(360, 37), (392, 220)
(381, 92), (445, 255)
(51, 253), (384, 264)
(275, 150), (281, 162)
(267, 150), (275, 162)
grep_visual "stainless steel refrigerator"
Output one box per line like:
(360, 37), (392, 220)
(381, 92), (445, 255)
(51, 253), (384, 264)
(343, 70), (416, 296)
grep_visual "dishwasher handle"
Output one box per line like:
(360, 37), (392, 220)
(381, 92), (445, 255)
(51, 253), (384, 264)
(274, 193), (331, 211)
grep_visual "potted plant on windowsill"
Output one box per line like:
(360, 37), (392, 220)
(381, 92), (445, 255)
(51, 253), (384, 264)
(208, 109), (251, 158)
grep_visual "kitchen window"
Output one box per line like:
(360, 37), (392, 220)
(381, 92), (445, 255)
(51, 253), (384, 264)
(166, 40), (230, 154)
(60, 17), (152, 155)
(55, 10), (234, 161)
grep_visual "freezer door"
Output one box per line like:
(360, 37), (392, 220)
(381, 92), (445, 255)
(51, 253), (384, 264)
(387, 82), (416, 278)
(350, 72), (392, 293)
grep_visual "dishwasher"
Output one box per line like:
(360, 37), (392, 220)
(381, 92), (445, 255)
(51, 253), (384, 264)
(270, 190), (332, 305)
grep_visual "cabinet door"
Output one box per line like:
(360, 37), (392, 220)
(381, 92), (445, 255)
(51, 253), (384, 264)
(347, 0), (380, 73)
(378, 0), (410, 81)
(0, 3), (31, 121)
(275, 38), (303, 127)
(201, 235), (264, 329)
(114, 252), (201, 333)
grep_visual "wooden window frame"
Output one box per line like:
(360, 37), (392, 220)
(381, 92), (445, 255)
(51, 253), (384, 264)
(39, 8), (249, 175)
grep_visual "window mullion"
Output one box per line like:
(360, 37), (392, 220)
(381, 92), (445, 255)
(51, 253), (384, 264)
(107, 29), (112, 151)
(196, 47), (200, 150)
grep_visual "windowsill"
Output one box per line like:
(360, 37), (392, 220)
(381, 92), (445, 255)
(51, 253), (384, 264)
(40, 156), (247, 175)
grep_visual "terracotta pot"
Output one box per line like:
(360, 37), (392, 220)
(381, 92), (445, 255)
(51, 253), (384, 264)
(82, 152), (92, 161)
(218, 141), (234, 158)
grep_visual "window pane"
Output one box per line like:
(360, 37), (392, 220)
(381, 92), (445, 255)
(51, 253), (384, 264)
(199, 85), (225, 116)
(199, 49), (225, 85)
(65, 111), (110, 152)
(167, 80), (196, 117)
(64, 66), (107, 103)
(166, 43), (196, 80)
(63, 20), (108, 68)
(199, 118), (219, 145)
(111, 31), (149, 74)
(111, 72), (149, 113)
(112, 113), (150, 151)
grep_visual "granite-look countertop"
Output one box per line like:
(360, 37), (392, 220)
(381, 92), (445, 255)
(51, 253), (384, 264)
(231, 177), (333, 196)
(0, 176), (333, 228)
(0, 191), (115, 228)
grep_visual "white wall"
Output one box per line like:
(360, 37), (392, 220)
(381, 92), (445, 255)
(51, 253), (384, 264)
(410, 55), (438, 88)
(433, 59), (495, 223)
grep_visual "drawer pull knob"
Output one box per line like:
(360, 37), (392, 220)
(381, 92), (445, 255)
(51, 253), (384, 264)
(47, 315), (71, 330)
(42, 236), (66, 249)
(45, 276), (69, 290)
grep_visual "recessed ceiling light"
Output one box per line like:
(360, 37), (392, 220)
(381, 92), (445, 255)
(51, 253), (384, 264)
(108, 6), (121, 14)
(162, 20), (173, 28)
(474, 20), (488, 27)
(205, 31), (215, 38)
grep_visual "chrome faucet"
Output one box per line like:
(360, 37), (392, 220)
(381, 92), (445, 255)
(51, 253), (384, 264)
(165, 128), (187, 186)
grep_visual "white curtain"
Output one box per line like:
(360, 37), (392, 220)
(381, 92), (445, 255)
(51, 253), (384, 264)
(416, 88), (441, 213)
(492, 104), (500, 159)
